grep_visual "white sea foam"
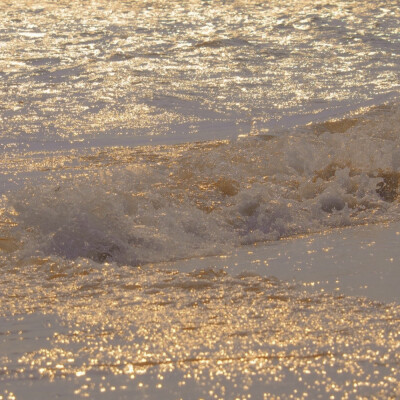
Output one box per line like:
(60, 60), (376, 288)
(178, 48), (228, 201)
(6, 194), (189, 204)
(2, 103), (400, 265)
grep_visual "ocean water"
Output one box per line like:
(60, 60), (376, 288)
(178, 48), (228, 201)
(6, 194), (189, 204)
(1, 1), (400, 399)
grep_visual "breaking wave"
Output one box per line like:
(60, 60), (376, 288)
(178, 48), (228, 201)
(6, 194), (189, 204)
(1, 103), (400, 265)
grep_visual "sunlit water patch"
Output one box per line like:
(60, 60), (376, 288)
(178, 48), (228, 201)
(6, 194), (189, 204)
(0, 260), (399, 399)
(0, 0), (399, 151)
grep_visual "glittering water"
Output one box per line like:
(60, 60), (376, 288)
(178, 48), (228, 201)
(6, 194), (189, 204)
(1, 0), (399, 151)
(1, 1), (400, 399)
(1, 261), (399, 399)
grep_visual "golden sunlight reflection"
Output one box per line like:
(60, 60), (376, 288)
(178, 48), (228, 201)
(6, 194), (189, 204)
(0, 258), (399, 398)
(1, 0), (400, 398)
(1, 0), (399, 151)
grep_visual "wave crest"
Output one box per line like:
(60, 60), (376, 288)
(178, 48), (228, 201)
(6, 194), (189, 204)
(2, 103), (400, 265)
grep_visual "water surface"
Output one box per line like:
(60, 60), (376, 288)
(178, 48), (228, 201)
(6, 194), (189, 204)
(1, 1), (400, 399)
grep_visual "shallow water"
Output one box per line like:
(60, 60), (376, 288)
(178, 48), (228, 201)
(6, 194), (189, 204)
(1, 0), (400, 399)
(1, 258), (399, 399)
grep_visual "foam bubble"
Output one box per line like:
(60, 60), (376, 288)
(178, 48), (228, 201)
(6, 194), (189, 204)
(2, 103), (400, 265)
